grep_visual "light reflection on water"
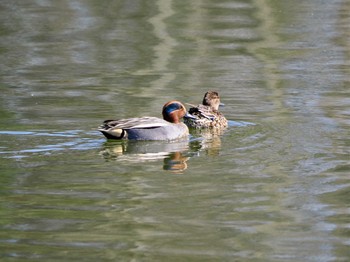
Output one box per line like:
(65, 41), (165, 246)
(0, 0), (349, 261)
(0, 130), (100, 158)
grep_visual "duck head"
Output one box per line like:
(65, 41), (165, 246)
(162, 101), (187, 123)
(202, 91), (223, 111)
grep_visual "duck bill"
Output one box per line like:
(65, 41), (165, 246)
(184, 112), (197, 119)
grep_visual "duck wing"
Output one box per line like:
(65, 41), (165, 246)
(188, 105), (217, 120)
(99, 117), (169, 130)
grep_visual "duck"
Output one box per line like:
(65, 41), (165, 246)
(98, 100), (189, 140)
(183, 91), (228, 129)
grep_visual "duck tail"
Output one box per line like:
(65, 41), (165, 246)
(98, 120), (127, 139)
(98, 128), (126, 139)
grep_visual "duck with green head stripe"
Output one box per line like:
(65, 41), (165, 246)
(98, 101), (189, 140)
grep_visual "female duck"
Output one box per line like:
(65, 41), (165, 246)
(98, 101), (189, 140)
(184, 91), (228, 129)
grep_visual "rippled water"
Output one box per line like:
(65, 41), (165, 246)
(0, 0), (349, 261)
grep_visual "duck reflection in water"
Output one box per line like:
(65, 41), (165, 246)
(99, 140), (190, 173)
(163, 152), (189, 173)
(189, 128), (225, 157)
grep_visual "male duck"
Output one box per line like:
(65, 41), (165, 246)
(98, 100), (189, 140)
(184, 91), (228, 129)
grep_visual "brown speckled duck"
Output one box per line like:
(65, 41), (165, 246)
(184, 91), (228, 129)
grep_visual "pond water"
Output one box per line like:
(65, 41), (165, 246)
(0, 0), (349, 261)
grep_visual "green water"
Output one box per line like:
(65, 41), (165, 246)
(0, 0), (349, 261)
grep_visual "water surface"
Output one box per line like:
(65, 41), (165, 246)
(0, 0), (349, 261)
